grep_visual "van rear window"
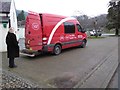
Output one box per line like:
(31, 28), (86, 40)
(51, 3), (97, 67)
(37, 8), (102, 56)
(64, 22), (75, 33)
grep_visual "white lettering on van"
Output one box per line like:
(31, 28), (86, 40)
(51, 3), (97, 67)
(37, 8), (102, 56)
(65, 36), (69, 40)
(47, 17), (76, 45)
(60, 35), (64, 41)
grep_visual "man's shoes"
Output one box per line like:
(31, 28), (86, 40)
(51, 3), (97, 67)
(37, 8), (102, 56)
(13, 65), (17, 68)
(9, 65), (17, 68)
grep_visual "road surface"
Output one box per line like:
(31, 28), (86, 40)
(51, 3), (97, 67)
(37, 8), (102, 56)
(2, 37), (118, 88)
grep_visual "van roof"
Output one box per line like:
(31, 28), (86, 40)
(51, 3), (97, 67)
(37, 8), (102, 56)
(28, 11), (67, 18)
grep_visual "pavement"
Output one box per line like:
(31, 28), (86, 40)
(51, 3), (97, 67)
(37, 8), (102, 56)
(102, 33), (115, 36)
(107, 65), (119, 88)
(74, 48), (118, 88)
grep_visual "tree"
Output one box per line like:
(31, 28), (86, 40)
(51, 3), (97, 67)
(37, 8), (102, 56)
(75, 15), (90, 29)
(75, 14), (107, 31)
(17, 10), (25, 21)
(107, 1), (120, 35)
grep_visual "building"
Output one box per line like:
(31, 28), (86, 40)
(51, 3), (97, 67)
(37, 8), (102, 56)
(0, 0), (18, 52)
(17, 20), (25, 39)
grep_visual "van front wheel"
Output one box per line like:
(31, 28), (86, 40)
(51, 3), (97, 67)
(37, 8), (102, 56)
(80, 40), (86, 48)
(53, 44), (61, 55)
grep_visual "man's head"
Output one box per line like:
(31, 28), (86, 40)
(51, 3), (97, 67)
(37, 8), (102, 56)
(9, 27), (14, 33)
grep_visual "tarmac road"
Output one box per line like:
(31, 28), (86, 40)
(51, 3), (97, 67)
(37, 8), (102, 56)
(2, 37), (118, 88)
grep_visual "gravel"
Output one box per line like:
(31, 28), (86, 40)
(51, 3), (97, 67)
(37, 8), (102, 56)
(1, 70), (39, 89)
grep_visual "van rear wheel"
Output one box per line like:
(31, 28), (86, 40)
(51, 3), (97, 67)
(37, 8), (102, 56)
(53, 44), (61, 55)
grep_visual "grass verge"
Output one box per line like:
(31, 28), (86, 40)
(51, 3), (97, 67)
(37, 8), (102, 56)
(88, 36), (106, 39)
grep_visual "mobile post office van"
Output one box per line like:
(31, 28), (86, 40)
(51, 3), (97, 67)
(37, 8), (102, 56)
(21, 11), (87, 57)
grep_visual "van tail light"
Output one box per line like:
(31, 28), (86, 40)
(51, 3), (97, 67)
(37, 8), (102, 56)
(43, 37), (47, 40)
(25, 40), (30, 49)
(43, 41), (47, 44)
(42, 34), (47, 45)
(43, 37), (47, 45)
(28, 40), (30, 44)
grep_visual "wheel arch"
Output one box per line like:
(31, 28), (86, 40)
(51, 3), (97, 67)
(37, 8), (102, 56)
(54, 43), (62, 49)
(83, 38), (87, 43)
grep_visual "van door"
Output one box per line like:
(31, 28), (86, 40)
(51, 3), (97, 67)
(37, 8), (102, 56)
(63, 22), (76, 48)
(76, 24), (83, 43)
(25, 14), (42, 50)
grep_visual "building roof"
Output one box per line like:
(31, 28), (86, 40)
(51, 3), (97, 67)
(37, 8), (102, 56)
(0, 2), (11, 13)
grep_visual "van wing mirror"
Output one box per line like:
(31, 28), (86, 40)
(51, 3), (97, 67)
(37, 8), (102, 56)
(81, 28), (86, 33)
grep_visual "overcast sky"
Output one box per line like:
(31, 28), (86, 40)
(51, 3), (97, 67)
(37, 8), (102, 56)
(15, 0), (111, 17)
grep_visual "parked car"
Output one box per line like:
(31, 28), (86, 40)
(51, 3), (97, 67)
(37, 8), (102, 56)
(89, 29), (102, 36)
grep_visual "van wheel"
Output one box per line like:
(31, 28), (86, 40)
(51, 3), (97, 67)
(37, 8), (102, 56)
(53, 44), (61, 55)
(80, 40), (86, 48)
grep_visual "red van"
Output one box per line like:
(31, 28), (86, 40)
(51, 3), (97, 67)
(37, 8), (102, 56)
(21, 11), (87, 57)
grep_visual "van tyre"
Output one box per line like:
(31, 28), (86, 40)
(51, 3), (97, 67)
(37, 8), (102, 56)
(53, 44), (61, 55)
(80, 40), (86, 48)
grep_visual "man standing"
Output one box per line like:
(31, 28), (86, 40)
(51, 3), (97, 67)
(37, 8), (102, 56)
(6, 27), (19, 68)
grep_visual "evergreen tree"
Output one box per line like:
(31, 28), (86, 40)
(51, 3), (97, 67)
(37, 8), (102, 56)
(107, 1), (120, 35)
(17, 10), (25, 21)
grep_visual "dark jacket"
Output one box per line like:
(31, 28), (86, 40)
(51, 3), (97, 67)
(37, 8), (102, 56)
(6, 32), (19, 58)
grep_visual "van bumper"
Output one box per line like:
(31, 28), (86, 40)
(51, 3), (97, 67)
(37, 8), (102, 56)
(20, 49), (40, 57)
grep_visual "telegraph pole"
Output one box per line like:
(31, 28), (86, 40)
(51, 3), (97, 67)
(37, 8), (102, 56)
(93, 19), (98, 37)
(117, 1), (120, 36)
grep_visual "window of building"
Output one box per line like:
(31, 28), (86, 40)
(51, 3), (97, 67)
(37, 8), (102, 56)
(64, 22), (75, 33)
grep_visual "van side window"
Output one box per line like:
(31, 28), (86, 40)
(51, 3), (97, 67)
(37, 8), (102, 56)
(64, 22), (75, 33)
(77, 24), (83, 32)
